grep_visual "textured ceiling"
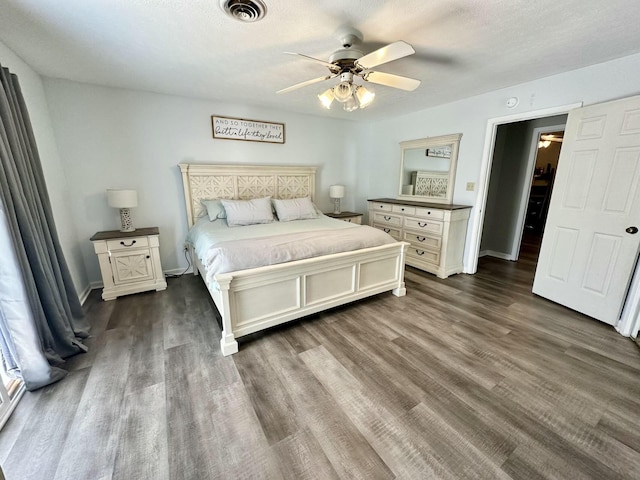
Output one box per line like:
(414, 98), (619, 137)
(2, 0), (640, 121)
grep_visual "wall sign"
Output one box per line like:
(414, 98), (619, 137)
(425, 145), (452, 158)
(211, 115), (285, 144)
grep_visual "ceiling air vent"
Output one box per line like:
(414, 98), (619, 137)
(220, 0), (267, 22)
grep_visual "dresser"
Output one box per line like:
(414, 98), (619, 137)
(368, 198), (471, 279)
(90, 227), (167, 300)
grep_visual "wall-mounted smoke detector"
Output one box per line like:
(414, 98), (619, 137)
(220, 0), (267, 22)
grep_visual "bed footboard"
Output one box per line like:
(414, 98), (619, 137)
(205, 242), (407, 356)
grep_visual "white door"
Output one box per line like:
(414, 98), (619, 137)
(533, 95), (640, 325)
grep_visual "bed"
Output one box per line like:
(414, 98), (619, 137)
(179, 163), (408, 355)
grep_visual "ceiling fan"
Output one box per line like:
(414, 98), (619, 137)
(277, 28), (421, 112)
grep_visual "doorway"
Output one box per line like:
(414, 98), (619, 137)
(478, 116), (567, 271)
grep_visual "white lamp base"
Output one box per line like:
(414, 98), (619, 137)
(119, 208), (135, 232)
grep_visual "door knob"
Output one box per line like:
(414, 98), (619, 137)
(626, 226), (638, 234)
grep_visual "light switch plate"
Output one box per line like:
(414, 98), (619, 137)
(466, 182), (475, 191)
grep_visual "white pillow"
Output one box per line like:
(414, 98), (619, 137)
(201, 199), (227, 221)
(272, 196), (320, 222)
(220, 197), (274, 226)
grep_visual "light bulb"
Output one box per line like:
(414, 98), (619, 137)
(334, 82), (353, 103)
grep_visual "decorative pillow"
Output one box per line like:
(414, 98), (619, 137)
(220, 197), (274, 226)
(272, 196), (320, 222)
(201, 199), (227, 221)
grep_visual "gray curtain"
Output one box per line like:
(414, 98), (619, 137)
(0, 63), (89, 391)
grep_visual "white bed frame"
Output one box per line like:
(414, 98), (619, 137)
(179, 163), (408, 355)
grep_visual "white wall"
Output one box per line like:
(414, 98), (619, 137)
(43, 79), (361, 285)
(361, 52), (640, 271)
(12, 47), (640, 293)
(0, 40), (88, 297)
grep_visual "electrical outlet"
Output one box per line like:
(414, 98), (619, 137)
(466, 182), (475, 191)
(183, 243), (189, 252)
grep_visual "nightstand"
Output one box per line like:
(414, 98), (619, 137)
(325, 211), (363, 224)
(90, 227), (167, 301)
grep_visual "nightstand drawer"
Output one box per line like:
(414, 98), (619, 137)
(107, 236), (149, 251)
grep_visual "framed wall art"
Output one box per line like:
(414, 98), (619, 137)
(211, 115), (285, 144)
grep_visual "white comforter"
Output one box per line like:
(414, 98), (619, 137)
(187, 216), (396, 282)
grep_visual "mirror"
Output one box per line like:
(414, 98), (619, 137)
(398, 133), (462, 204)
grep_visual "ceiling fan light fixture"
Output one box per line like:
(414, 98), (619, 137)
(333, 81), (353, 103)
(355, 85), (375, 108)
(318, 88), (335, 109)
(343, 96), (358, 112)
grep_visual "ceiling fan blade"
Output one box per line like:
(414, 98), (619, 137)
(356, 41), (416, 69)
(284, 52), (340, 73)
(276, 75), (335, 94)
(364, 71), (421, 91)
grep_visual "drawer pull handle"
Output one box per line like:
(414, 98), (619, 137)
(384, 215), (392, 221)
(416, 249), (425, 256)
(379, 205), (384, 208)
(416, 236), (426, 242)
(401, 208), (405, 211)
(418, 222), (428, 228)
(120, 240), (137, 247)
(146, 255), (150, 259)
(384, 228), (390, 233)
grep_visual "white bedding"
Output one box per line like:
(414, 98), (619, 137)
(187, 215), (396, 282)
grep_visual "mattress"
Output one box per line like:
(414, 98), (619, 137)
(187, 215), (396, 281)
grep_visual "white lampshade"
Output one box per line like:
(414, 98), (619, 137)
(329, 185), (345, 199)
(355, 85), (375, 108)
(318, 88), (335, 109)
(107, 189), (138, 208)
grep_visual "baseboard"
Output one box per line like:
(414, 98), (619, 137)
(164, 266), (194, 276)
(78, 284), (93, 306)
(481, 250), (514, 261)
(80, 268), (193, 305)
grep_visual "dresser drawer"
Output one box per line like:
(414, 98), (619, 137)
(373, 224), (401, 240)
(369, 202), (392, 212)
(371, 212), (403, 228)
(403, 232), (442, 251)
(107, 236), (149, 251)
(406, 247), (440, 266)
(404, 217), (444, 236)
(414, 207), (445, 220)
(392, 205), (416, 216)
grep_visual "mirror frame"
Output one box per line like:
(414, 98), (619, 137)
(397, 133), (462, 204)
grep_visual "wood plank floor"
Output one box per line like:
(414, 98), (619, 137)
(1, 252), (639, 479)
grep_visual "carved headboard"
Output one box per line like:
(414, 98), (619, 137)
(178, 164), (317, 227)
(410, 171), (449, 198)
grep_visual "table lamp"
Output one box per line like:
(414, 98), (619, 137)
(329, 185), (345, 214)
(107, 189), (138, 232)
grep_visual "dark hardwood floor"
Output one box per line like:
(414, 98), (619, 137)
(1, 252), (639, 479)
